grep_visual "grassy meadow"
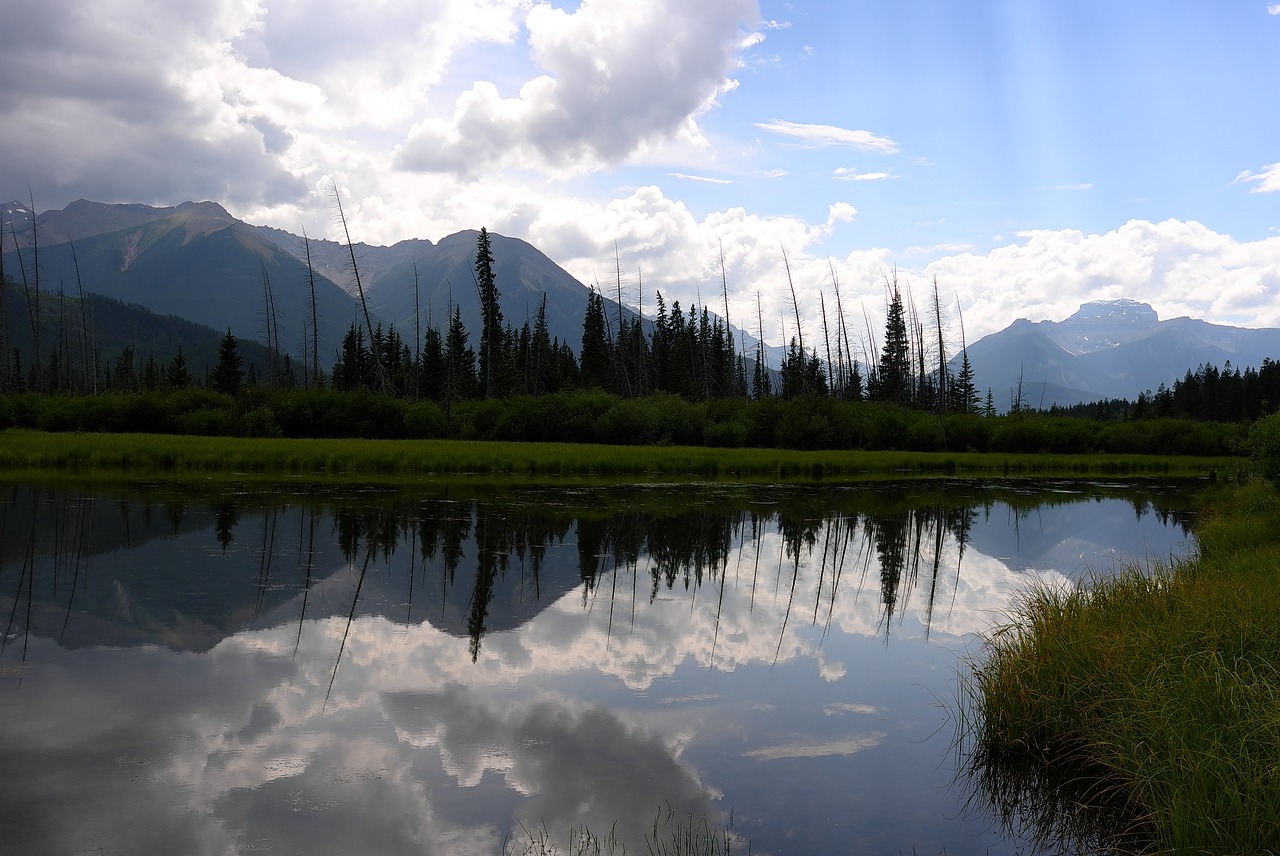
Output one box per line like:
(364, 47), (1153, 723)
(0, 428), (1241, 484)
(967, 479), (1280, 853)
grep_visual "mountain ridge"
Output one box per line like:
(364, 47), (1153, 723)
(962, 298), (1280, 410)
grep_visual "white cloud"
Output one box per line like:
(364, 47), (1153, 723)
(669, 173), (736, 184)
(1234, 162), (1280, 193)
(395, 0), (761, 177)
(1269, 3), (1280, 14)
(756, 120), (900, 153)
(833, 168), (896, 182)
(919, 219), (1280, 340)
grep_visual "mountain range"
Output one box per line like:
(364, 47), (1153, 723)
(1, 198), (635, 365)
(4, 199), (1278, 407)
(962, 298), (1280, 410)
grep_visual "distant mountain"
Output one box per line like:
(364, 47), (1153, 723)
(3, 199), (642, 363)
(961, 299), (1280, 410)
(1, 200), (365, 360)
(254, 224), (641, 351)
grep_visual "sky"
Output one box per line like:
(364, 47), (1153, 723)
(2, 0), (1278, 344)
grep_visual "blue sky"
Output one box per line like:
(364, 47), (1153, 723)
(2, 0), (1278, 342)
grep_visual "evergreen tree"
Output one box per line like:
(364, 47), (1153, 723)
(420, 326), (446, 400)
(333, 323), (368, 391)
(444, 305), (476, 399)
(580, 289), (612, 390)
(530, 295), (553, 395)
(949, 349), (979, 414)
(166, 346), (193, 388)
(475, 227), (504, 397)
(871, 285), (911, 405)
(141, 353), (162, 391)
(113, 345), (137, 392)
(211, 328), (243, 395)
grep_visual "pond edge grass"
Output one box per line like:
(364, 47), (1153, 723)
(963, 479), (1280, 854)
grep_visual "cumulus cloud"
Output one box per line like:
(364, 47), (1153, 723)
(395, 0), (761, 176)
(756, 120), (900, 153)
(919, 219), (1280, 339)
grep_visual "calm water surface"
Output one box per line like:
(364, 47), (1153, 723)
(0, 479), (1198, 855)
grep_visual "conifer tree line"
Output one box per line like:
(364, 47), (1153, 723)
(325, 229), (988, 414)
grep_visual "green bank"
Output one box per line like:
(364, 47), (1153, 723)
(0, 428), (1239, 484)
(967, 477), (1280, 853)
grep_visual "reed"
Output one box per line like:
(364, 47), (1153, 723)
(964, 480), (1280, 853)
(0, 429), (1236, 485)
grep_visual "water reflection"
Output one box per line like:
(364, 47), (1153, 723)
(0, 480), (1197, 856)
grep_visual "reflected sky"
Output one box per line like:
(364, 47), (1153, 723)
(0, 480), (1198, 856)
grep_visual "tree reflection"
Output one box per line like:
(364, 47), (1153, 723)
(0, 480), (1198, 659)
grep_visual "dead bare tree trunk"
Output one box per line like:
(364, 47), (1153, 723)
(302, 229), (321, 388)
(932, 276), (946, 415)
(331, 182), (385, 393)
(781, 247), (806, 394)
(412, 259), (421, 398)
(613, 243), (632, 396)
(0, 208), (10, 392)
(69, 241), (95, 394)
(819, 290), (834, 392)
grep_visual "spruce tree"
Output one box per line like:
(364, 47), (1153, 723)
(444, 305), (476, 399)
(166, 347), (193, 388)
(211, 329), (243, 395)
(580, 289), (612, 390)
(873, 284), (911, 405)
(475, 228), (503, 397)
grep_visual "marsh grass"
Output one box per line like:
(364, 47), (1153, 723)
(965, 480), (1280, 853)
(0, 429), (1236, 485)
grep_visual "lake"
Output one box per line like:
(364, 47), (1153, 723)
(0, 478), (1199, 855)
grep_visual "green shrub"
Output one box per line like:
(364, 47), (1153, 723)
(240, 406), (282, 438)
(1250, 412), (1280, 484)
(404, 401), (445, 439)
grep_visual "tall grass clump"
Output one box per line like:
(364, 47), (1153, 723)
(965, 480), (1280, 853)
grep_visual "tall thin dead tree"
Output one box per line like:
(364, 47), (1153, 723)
(301, 229), (321, 388)
(29, 190), (41, 391)
(613, 243), (632, 396)
(69, 240), (96, 393)
(781, 247), (806, 393)
(931, 276), (947, 415)
(412, 259), (421, 398)
(819, 290), (834, 392)
(0, 208), (10, 392)
(331, 182), (385, 393)
(261, 265), (280, 387)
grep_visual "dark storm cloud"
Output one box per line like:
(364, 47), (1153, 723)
(0, 0), (304, 209)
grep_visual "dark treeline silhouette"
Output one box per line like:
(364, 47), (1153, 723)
(321, 249), (982, 417)
(1047, 360), (1280, 425)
